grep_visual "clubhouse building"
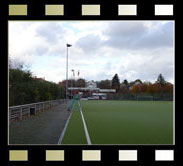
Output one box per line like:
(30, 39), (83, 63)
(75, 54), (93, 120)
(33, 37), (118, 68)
(68, 80), (116, 99)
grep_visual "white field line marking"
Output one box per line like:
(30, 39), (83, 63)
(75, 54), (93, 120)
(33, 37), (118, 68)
(58, 102), (75, 144)
(58, 112), (72, 144)
(78, 101), (92, 145)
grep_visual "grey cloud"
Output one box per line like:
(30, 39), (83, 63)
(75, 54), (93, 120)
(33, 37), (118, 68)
(36, 23), (66, 44)
(10, 21), (173, 83)
(104, 21), (148, 38)
(86, 72), (113, 82)
(75, 34), (102, 54)
(34, 46), (49, 56)
(118, 50), (173, 83)
(104, 22), (174, 50)
(75, 22), (174, 56)
(136, 22), (174, 48)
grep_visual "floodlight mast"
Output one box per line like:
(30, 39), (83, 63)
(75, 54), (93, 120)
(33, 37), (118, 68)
(71, 69), (75, 99)
(66, 43), (72, 103)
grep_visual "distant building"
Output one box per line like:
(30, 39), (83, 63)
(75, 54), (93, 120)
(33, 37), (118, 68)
(86, 80), (97, 88)
(129, 79), (143, 89)
(68, 80), (115, 99)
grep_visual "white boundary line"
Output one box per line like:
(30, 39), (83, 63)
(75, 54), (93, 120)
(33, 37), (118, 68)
(78, 100), (92, 145)
(58, 102), (75, 144)
(58, 111), (72, 144)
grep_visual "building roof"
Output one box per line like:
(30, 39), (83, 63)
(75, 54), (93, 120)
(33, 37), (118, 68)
(68, 87), (116, 92)
(93, 93), (107, 96)
(86, 80), (97, 88)
(68, 87), (100, 91)
(99, 89), (116, 92)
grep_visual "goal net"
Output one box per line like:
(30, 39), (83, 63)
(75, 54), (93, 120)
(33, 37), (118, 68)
(68, 94), (81, 111)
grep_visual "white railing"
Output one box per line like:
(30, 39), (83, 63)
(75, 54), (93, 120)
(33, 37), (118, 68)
(9, 99), (66, 122)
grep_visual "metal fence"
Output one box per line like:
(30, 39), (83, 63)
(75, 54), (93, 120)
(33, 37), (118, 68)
(107, 93), (173, 101)
(9, 99), (66, 122)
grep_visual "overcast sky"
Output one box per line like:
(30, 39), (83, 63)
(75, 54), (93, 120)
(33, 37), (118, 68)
(9, 21), (174, 84)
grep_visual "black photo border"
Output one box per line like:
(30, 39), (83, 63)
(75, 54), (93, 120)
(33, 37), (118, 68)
(0, 0), (181, 166)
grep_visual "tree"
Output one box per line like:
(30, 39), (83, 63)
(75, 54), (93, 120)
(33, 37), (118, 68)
(33, 88), (40, 102)
(130, 84), (142, 94)
(9, 67), (65, 106)
(146, 83), (161, 94)
(120, 85), (129, 93)
(156, 74), (166, 85)
(97, 79), (111, 89)
(112, 74), (120, 92)
(120, 79), (129, 93)
(161, 83), (173, 94)
(123, 79), (128, 86)
(75, 78), (86, 87)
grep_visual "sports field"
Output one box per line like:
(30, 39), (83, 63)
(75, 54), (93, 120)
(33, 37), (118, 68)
(62, 100), (173, 145)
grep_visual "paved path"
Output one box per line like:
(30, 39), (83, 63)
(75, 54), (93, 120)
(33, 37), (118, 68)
(9, 102), (71, 145)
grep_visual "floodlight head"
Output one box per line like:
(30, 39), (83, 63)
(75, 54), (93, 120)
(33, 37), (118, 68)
(67, 43), (72, 47)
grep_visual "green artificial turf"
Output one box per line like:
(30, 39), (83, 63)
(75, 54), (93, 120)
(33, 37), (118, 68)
(62, 101), (87, 144)
(81, 100), (173, 145)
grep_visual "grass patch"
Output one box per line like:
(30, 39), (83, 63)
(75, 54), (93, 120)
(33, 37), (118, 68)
(62, 101), (87, 144)
(82, 100), (173, 144)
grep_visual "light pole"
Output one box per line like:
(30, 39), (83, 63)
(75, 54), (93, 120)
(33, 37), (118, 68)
(66, 43), (72, 103)
(71, 69), (75, 99)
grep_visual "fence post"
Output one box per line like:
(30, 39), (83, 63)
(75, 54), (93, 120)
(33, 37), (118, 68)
(28, 106), (30, 117)
(20, 107), (23, 120)
(35, 104), (36, 115)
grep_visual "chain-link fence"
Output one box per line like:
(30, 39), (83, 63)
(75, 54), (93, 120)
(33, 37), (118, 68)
(107, 93), (173, 101)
